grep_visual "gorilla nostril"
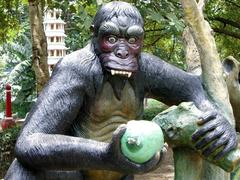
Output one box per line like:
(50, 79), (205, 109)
(117, 52), (122, 58)
(116, 50), (129, 59)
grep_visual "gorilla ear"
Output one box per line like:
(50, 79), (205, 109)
(223, 57), (236, 74)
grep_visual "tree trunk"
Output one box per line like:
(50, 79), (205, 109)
(181, 0), (234, 124)
(182, 27), (201, 75)
(28, 0), (49, 93)
(182, 25), (229, 180)
(178, 0), (236, 179)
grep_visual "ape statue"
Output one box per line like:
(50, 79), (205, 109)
(6, 2), (237, 180)
(223, 56), (240, 131)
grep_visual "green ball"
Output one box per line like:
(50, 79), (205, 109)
(121, 120), (164, 164)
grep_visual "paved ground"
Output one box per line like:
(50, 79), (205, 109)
(135, 148), (174, 180)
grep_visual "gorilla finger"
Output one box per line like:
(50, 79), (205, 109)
(162, 143), (168, 154)
(202, 135), (228, 157)
(195, 129), (222, 150)
(192, 121), (217, 142)
(140, 151), (161, 173)
(159, 145), (168, 165)
(197, 111), (217, 125)
(147, 151), (163, 172)
(112, 124), (127, 142)
(215, 139), (238, 160)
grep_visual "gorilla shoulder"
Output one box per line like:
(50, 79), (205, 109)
(54, 44), (102, 78)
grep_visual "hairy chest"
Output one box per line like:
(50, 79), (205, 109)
(80, 80), (143, 142)
(92, 81), (142, 119)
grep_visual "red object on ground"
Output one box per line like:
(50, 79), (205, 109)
(1, 83), (15, 130)
(5, 83), (12, 117)
(1, 119), (15, 130)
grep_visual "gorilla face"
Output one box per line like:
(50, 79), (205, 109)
(91, 1), (144, 78)
(97, 18), (144, 78)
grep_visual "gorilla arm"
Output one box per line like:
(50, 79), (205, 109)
(15, 50), (159, 174)
(140, 52), (237, 159)
(15, 54), (106, 170)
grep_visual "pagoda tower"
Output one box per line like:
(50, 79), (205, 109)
(43, 9), (68, 73)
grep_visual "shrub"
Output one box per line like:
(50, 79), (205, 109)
(143, 107), (166, 120)
(143, 99), (168, 120)
(0, 125), (21, 178)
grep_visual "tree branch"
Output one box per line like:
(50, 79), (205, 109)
(181, 0), (234, 124)
(210, 17), (240, 29)
(213, 27), (240, 39)
(168, 35), (176, 61)
(145, 28), (164, 33)
(197, 0), (206, 12)
(225, 0), (240, 9)
(144, 36), (161, 48)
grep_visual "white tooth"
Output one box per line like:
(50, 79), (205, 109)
(128, 72), (132, 78)
(111, 70), (115, 75)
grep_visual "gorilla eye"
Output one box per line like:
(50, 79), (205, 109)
(128, 37), (137, 44)
(108, 36), (117, 44)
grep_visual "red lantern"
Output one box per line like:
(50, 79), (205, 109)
(1, 83), (15, 130)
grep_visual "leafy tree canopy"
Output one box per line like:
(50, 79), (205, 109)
(1, 0), (239, 65)
(0, 0), (29, 43)
(206, 0), (240, 60)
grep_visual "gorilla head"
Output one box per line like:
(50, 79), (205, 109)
(92, 1), (144, 78)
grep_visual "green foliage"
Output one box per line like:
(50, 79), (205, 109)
(0, 33), (36, 118)
(143, 99), (168, 120)
(45, 0), (187, 68)
(206, 0), (240, 61)
(0, 1), (34, 119)
(47, 0), (98, 51)
(0, 56), (6, 77)
(1, 0), (239, 69)
(131, 0), (186, 68)
(143, 107), (164, 120)
(0, 1), (29, 44)
(64, 2), (97, 51)
(0, 125), (21, 178)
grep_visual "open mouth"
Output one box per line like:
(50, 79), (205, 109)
(110, 69), (132, 78)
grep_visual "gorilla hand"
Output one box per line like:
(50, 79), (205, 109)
(192, 112), (237, 160)
(106, 124), (165, 174)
